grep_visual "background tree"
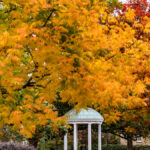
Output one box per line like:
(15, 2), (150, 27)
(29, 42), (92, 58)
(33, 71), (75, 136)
(101, 4), (150, 150)
(122, 0), (150, 19)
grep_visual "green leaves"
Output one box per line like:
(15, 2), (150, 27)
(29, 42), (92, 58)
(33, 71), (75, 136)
(107, 0), (121, 9)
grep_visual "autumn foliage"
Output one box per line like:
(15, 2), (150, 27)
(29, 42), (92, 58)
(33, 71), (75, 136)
(0, 0), (150, 139)
(123, 0), (150, 18)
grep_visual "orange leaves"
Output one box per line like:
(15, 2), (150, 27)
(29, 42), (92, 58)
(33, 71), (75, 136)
(4, 0), (21, 7)
(8, 110), (23, 133)
(12, 77), (24, 85)
(0, 31), (9, 49)
(20, 126), (34, 138)
(134, 81), (145, 95)
(125, 126), (137, 134)
(6, 103), (61, 138)
(38, 0), (52, 9)
(0, 71), (3, 75)
(0, 106), (11, 127)
(104, 111), (121, 125)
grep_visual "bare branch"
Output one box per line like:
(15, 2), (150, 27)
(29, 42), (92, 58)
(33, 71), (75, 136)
(43, 9), (56, 27)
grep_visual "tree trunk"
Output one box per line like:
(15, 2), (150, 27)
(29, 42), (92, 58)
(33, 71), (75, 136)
(55, 136), (59, 150)
(127, 138), (133, 150)
(106, 133), (109, 150)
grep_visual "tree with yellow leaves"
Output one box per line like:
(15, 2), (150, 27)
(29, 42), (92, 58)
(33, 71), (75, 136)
(0, 0), (150, 149)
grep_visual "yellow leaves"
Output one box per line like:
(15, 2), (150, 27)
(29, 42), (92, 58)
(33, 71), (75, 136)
(35, 97), (45, 104)
(104, 111), (121, 125)
(108, 16), (118, 25)
(0, 31), (9, 49)
(144, 22), (150, 34)
(11, 55), (20, 62)
(37, 0), (52, 9)
(134, 81), (145, 95)
(24, 95), (33, 102)
(12, 77), (24, 85)
(20, 126), (33, 138)
(15, 23), (29, 39)
(4, 0), (20, 7)
(125, 96), (146, 110)
(9, 111), (22, 128)
(9, 10), (22, 20)
(7, 104), (60, 138)
(4, 49), (22, 66)
(133, 22), (144, 30)
(0, 106), (11, 124)
(58, 26), (68, 33)
(3, 31), (9, 39)
(125, 127), (137, 134)
(144, 77), (150, 86)
(124, 9), (135, 23)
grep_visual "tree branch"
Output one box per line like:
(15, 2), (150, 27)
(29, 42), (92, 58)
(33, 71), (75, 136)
(22, 77), (33, 89)
(43, 9), (56, 27)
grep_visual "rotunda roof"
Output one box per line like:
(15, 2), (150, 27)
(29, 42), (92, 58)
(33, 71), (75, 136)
(65, 108), (104, 123)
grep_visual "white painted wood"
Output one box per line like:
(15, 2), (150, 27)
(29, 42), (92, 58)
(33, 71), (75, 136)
(68, 120), (103, 124)
(74, 123), (78, 150)
(64, 133), (68, 150)
(88, 123), (92, 150)
(98, 124), (102, 150)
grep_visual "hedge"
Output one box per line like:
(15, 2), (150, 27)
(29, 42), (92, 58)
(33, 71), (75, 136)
(102, 144), (150, 150)
(102, 144), (127, 150)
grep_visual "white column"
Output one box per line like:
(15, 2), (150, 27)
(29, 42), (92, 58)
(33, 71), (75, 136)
(74, 123), (78, 150)
(64, 133), (68, 150)
(98, 124), (102, 150)
(88, 123), (92, 150)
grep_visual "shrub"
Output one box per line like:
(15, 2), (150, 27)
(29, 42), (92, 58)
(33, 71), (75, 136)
(0, 141), (37, 150)
(102, 144), (127, 150)
(102, 144), (150, 150)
